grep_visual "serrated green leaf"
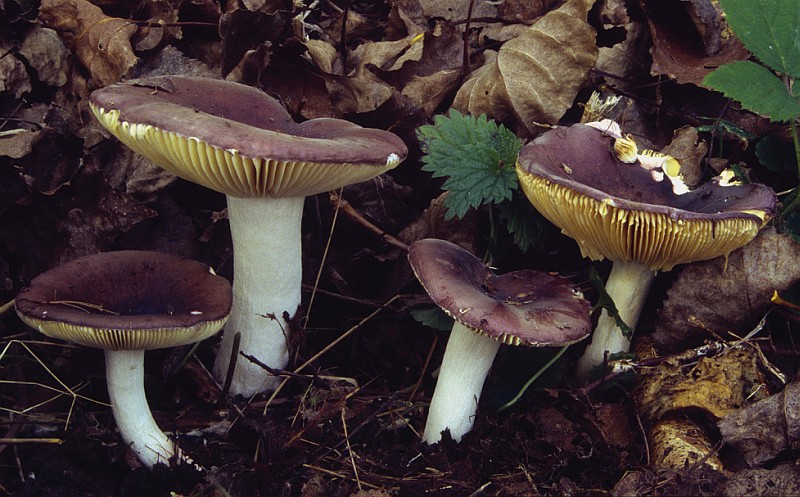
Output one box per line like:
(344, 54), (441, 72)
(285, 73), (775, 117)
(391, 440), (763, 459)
(719, 0), (800, 77)
(703, 61), (800, 121)
(417, 109), (522, 220)
(498, 191), (545, 252)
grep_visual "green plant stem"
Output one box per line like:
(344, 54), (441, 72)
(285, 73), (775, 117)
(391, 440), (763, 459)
(485, 203), (496, 265)
(496, 344), (570, 412)
(779, 118), (800, 218)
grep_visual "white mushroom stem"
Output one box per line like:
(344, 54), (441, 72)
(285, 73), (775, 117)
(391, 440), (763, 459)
(212, 195), (303, 397)
(105, 349), (176, 468)
(423, 321), (501, 444)
(576, 260), (656, 382)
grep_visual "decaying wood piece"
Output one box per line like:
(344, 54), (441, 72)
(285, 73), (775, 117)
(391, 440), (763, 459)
(634, 346), (769, 471)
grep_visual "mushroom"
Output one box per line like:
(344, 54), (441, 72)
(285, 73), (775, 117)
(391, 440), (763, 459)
(407, 238), (591, 444)
(515, 122), (777, 381)
(89, 76), (408, 396)
(14, 251), (232, 468)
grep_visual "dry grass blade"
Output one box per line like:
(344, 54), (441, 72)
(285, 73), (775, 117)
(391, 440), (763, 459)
(0, 438), (63, 444)
(46, 300), (120, 314)
(0, 339), (108, 429)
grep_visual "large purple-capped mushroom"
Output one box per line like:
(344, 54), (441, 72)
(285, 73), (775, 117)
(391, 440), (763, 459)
(89, 76), (408, 397)
(516, 122), (777, 381)
(15, 251), (232, 468)
(408, 238), (591, 444)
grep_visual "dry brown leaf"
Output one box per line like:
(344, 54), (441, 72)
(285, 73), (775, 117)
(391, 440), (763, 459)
(304, 11), (426, 116)
(0, 40), (32, 97)
(594, 1), (651, 90)
(642, 0), (749, 85)
(724, 465), (800, 497)
(497, 0), (557, 24)
(0, 130), (43, 160)
(418, 0), (497, 22)
(18, 26), (70, 87)
(660, 125), (707, 188)
(55, 189), (157, 262)
(452, 0), (597, 137)
(38, 0), (138, 86)
(304, 39), (397, 115)
(718, 381), (800, 468)
(132, 0), (183, 52)
(653, 227), (800, 353)
(100, 147), (178, 201)
(382, 22), (464, 115)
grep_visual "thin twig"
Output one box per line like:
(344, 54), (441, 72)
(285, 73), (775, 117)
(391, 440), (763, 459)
(328, 191), (409, 252)
(302, 463), (382, 490)
(339, 0), (351, 74)
(408, 335), (437, 402)
(341, 403), (361, 491)
(306, 187), (344, 330)
(262, 295), (401, 415)
(462, 0), (476, 74)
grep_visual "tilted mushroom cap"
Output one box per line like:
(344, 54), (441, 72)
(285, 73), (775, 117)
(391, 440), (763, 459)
(89, 76), (408, 198)
(516, 124), (777, 271)
(408, 238), (591, 346)
(15, 251), (232, 350)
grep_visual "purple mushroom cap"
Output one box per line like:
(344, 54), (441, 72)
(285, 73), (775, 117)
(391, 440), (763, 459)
(15, 251), (232, 350)
(516, 124), (777, 270)
(89, 76), (408, 197)
(408, 239), (591, 346)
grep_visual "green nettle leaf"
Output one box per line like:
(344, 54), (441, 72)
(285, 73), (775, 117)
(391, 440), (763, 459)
(498, 191), (545, 252)
(719, 0), (800, 77)
(703, 61), (800, 122)
(417, 109), (522, 220)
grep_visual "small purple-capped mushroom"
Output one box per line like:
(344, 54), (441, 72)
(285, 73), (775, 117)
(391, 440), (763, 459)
(15, 251), (232, 468)
(516, 122), (777, 381)
(89, 76), (408, 396)
(408, 238), (591, 444)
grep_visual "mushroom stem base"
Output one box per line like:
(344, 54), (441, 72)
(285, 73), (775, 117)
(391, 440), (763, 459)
(576, 260), (656, 382)
(423, 322), (501, 444)
(105, 349), (176, 467)
(213, 194), (304, 397)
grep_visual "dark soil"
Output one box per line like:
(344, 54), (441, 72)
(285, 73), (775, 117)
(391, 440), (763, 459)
(2, 1), (800, 496)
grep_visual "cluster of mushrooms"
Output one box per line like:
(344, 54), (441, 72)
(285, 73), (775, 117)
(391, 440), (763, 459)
(13, 76), (777, 468)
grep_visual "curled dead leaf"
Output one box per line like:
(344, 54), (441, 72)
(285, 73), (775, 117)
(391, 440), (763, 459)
(38, 0), (138, 86)
(719, 381), (800, 468)
(653, 227), (800, 353)
(594, 0), (652, 90)
(642, 0), (749, 85)
(660, 125), (707, 188)
(18, 26), (70, 87)
(0, 40), (32, 97)
(132, 0), (183, 53)
(452, 0), (597, 137)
